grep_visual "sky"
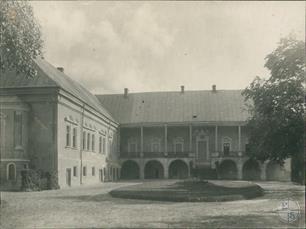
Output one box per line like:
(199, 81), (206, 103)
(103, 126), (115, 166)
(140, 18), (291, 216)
(31, 1), (305, 94)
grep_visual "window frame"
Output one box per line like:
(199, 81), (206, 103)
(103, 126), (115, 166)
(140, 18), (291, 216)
(14, 111), (23, 148)
(151, 138), (161, 153)
(7, 163), (16, 181)
(66, 125), (71, 147)
(72, 127), (77, 148)
(173, 137), (184, 153)
(83, 166), (87, 176)
(222, 137), (232, 155)
(92, 134), (95, 152)
(102, 137), (106, 154)
(87, 133), (91, 151)
(128, 138), (138, 153)
(73, 166), (78, 177)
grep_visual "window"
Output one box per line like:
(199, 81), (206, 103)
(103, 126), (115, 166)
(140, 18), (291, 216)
(7, 163), (16, 181)
(87, 133), (90, 150)
(92, 167), (95, 176)
(14, 111), (22, 147)
(72, 127), (77, 148)
(108, 140), (112, 154)
(82, 131), (86, 150)
(73, 166), (77, 177)
(128, 138), (137, 153)
(83, 166), (87, 176)
(0, 113), (6, 151)
(222, 137), (232, 156)
(102, 137), (106, 154)
(66, 125), (71, 147)
(173, 137), (184, 153)
(92, 134), (95, 152)
(23, 164), (28, 169)
(99, 136), (102, 153)
(151, 138), (161, 152)
(103, 167), (106, 180)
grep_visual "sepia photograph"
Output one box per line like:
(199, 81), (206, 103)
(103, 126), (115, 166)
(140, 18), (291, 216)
(0, 1), (305, 228)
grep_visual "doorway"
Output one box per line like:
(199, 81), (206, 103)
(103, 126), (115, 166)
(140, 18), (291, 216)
(196, 139), (209, 161)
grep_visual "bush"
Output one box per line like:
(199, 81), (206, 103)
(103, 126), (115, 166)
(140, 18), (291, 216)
(21, 169), (59, 191)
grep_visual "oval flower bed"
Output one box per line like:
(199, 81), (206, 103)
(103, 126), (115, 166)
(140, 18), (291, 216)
(110, 180), (264, 202)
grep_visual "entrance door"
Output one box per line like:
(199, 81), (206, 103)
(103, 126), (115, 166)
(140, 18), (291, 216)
(66, 168), (72, 187)
(197, 140), (208, 161)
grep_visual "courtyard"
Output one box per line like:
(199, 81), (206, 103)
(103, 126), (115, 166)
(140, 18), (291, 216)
(0, 181), (304, 228)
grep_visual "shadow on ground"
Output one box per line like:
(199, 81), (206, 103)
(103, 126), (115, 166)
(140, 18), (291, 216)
(51, 193), (175, 205)
(161, 213), (304, 228)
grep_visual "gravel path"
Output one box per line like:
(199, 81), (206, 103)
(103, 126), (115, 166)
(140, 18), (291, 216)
(0, 181), (304, 228)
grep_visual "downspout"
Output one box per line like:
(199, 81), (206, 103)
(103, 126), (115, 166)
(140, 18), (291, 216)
(79, 104), (85, 185)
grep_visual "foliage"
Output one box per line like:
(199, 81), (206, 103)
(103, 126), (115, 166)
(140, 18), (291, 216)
(242, 37), (305, 166)
(0, 0), (43, 77)
(21, 169), (59, 191)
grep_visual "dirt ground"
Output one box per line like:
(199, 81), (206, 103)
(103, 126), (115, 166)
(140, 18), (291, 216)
(0, 180), (304, 228)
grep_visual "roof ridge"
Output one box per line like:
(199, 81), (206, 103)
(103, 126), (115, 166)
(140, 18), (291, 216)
(96, 89), (244, 96)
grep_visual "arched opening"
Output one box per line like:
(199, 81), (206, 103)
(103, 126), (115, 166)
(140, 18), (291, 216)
(169, 160), (188, 179)
(144, 160), (164, 179)
(7, 163), (16, 181)
(266, 161), (284, 181)
(120, 160), (140, 180)
(218, 160), (237, 180)
(243, 159), (261, 180)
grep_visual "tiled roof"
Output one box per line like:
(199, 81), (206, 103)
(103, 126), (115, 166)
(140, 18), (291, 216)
(96, 90), (250, 125)
(0, 58), (115, 122)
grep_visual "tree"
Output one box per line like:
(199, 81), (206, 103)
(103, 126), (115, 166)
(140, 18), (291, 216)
(0, 1), (43, 77)
(242, 37), (305, 183)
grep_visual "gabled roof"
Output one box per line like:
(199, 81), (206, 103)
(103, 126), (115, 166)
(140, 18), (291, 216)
(0, 58), (115, 122)
(96, 90), (250, 125)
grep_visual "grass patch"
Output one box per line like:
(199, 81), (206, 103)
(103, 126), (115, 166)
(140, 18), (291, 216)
(110, 180), (264, 202)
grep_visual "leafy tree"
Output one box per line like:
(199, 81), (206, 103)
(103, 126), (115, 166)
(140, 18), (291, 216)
(0, 1), (43, 77)
(242, 37), (305, 183)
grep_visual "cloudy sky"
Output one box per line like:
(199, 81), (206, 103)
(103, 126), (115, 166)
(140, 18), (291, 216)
(31, 1), (304, 94)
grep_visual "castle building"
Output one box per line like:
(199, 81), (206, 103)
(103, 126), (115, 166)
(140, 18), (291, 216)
(0, 59), (291, 189)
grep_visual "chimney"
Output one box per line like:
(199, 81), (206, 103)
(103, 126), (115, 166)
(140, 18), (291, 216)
(180, 85), (185, 94)
(124, 88), (128, 98)
(212, 84), (216, 92)
(57, 67), (64, 72)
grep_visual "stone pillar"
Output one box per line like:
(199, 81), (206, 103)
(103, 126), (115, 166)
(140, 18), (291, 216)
(140, 126), (144, 158)
(188, 161), (191, 177)
(238, 126), (241, 152)
(215, 125), (218, 153)
(164, 125), (168, 156)
(114, 168), (117, 181)
(140, 162), (145, 180)
(260, 162), (267, 180)
(189, 125), (192, 152)
(117, 129), (121, 157)
(237, 161), (243, 180)
(164, 161), (169, 179)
